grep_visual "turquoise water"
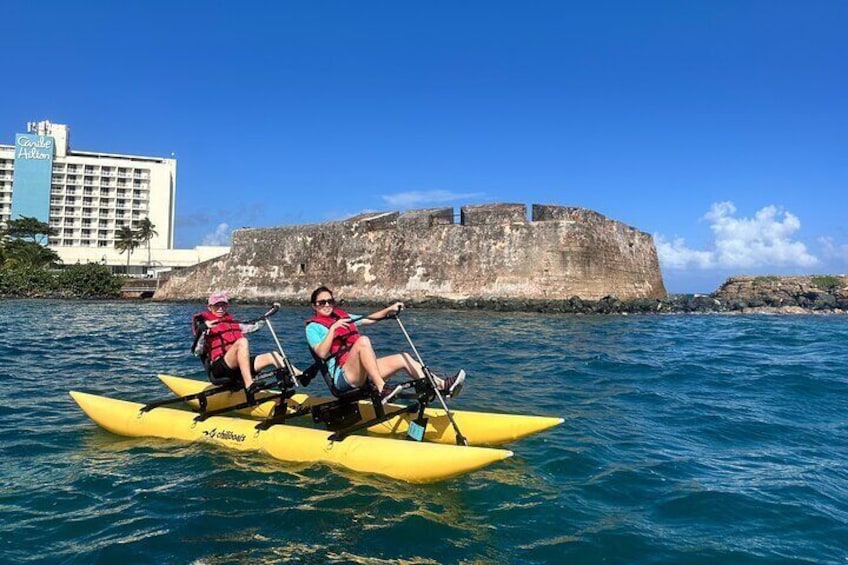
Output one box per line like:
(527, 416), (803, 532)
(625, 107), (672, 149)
(1, 300), (846, 564)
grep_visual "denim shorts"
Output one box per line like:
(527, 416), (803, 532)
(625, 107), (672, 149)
(333, 367), (356, 393)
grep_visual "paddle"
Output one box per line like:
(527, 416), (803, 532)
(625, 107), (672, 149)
(226, 302), (321, 389)
(262, 302), (308, 386)
(391, 312), (469, 447)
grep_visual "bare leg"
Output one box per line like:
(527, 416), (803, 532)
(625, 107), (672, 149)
(341, 336), (386, 390)
(343, 341), (445, 391)
(375, 352), (444, 387)
(223, 337), (254, 389)
(253, 351), (283, 372)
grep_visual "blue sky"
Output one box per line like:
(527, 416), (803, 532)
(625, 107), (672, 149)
(3, 1), (846, 293)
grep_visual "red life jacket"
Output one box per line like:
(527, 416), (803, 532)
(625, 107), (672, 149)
(306, 307), (360, 367)
(193, 310), (243, 362)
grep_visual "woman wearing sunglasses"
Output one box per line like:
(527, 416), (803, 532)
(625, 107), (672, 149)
(305, 286), (465, 403)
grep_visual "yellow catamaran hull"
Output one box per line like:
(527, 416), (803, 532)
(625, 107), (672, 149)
(70, 391), (512, 483)
(158, 374), (564, 446)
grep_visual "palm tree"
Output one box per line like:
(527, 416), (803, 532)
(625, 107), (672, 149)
(114, 226), (139, 274)
(135, 217), (158, 268)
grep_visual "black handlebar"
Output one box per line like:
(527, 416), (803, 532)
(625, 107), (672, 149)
(263, 302), (281, 319)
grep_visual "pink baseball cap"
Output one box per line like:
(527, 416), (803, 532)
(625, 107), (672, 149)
(208, 291), (230, 306)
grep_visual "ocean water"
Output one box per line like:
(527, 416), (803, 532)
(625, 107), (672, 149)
(1, 299), (846, 564)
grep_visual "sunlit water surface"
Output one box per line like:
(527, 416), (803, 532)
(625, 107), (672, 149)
(1, 300), (846, 563)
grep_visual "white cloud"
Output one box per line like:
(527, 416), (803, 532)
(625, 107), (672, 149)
(202, 223), (232, 246)
(381, 189), (485, 208)
(818, 236), (848, 264)
(655, 235), (716, 269)
(656, 201), (819, 270)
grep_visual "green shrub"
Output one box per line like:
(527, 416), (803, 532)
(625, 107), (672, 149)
(0, 263), (122, 297)
(811, 275), (843, 291)
(57, 263), (123, 297)
(0, 267), (59, 296)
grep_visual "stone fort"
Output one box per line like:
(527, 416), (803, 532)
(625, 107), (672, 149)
(153, 203), (667, 303)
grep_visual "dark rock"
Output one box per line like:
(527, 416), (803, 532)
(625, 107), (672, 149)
(812, 293), (837, 310)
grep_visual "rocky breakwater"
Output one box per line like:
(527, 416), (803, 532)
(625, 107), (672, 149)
(154, 203), (666, 303)
(709, 275), (848, 313)
(435, 274), (846, 314)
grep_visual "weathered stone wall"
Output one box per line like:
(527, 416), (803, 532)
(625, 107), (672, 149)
(154, 203), (666, 302)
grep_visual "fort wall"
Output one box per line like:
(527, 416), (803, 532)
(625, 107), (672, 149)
(154, 203), (667, 302)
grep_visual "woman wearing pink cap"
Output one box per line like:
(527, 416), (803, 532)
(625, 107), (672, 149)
(192, 291), (288, 391)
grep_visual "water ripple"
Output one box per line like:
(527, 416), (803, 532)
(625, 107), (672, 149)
(1, 301), (847, 563)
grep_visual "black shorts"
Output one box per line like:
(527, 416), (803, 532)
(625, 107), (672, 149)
(209, 355), (257, 386)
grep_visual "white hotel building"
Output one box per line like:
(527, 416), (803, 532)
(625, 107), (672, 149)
(0, 120), (228, 274)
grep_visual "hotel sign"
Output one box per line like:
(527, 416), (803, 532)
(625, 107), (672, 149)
(11, 133), (55, 222)
(16, 134), (54, 160)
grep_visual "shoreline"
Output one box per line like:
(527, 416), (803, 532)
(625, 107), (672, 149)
(2, 293), (845, 315)
(4, 275), (845, 315)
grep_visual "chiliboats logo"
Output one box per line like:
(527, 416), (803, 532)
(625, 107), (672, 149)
(201, 427), (247, 443)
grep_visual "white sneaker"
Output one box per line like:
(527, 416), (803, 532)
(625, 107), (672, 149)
(380, 383), (402, 405)
(441, 370), (466, 398)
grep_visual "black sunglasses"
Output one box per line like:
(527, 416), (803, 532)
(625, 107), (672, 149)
(314, 298), (335, 307)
